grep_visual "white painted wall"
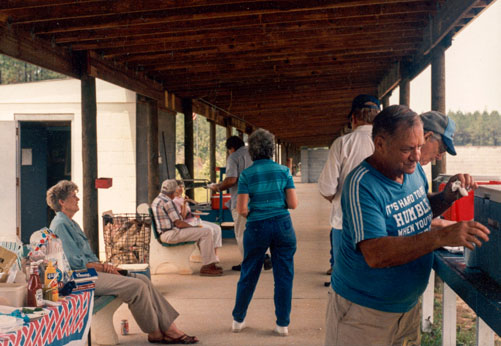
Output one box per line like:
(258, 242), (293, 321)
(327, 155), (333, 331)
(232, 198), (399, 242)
(0, 121), (17, 241)
(0, 78), (137, 260)
(301, 148), (329, 183)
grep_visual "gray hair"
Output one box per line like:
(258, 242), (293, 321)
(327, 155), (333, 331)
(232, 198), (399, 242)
(161, 179), (178, 195)
(352, 104), (380, 124)
(248, 129), (275, 160)
(47, 180), (78, 212)
(372, 105), (422, 141)
(427, 131), (442, 142)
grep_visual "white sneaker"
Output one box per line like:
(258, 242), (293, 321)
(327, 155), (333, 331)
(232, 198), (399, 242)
(274, 325), (288, 336)
(232, 320), (246, 333)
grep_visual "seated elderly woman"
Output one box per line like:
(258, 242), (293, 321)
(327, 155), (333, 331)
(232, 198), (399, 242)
(47, 180), (198, 345)
(172, 180), (222, 260)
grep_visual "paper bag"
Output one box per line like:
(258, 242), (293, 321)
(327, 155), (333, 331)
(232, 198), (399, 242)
(0, 247), (18, 283)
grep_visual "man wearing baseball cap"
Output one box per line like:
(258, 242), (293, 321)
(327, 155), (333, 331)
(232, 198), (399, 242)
(318, 94), (381, 277)
(420, 111), (457, 165)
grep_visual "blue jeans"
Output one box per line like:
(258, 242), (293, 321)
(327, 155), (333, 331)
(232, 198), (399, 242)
(232, 214), (297, 327)
(329, 228), (342, 267)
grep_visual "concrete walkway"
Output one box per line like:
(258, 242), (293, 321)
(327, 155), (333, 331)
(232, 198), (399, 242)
(110, 180), (332, 346)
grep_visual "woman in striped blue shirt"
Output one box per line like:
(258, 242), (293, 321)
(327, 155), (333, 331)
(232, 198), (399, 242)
(231, 129), (298, 337)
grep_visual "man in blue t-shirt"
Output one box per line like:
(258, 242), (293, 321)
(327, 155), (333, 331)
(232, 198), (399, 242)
(324, 105), (490, 346)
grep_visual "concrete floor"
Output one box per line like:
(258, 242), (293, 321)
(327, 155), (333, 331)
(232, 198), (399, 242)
(109, 180), (332, 346)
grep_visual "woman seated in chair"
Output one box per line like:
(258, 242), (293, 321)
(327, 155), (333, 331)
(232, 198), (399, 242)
(47, 180), (198, 344)
(173, 180), (222, 261)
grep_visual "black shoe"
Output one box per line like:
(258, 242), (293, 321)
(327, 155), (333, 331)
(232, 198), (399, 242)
(232, 264), (242, 271)
(263, 254), (272, 270)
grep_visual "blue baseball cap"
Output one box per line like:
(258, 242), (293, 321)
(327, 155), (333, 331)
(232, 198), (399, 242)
(420, 111), (457, 155)
(348, 94), (381, 118)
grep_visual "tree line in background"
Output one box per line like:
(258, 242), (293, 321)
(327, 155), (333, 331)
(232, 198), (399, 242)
(0, 55), (65, 84)
(176, 113), (234, 183)
(448, 110), (501, 146)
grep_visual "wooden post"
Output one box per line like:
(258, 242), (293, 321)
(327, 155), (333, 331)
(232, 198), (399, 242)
(431, 44), (447, 188)
(399, 79), (410, 107)
(209, 120), (216, 183)
(182, 99), (194, 199)
(281, 143), (287, 166)
(147, 97), (159, 203)
(382, 94), (390, 109)
(225, 119), (232, 160)
(81, 75), (99, 254)
(399, 61), (411, 107)
(442, 283), (457, 346)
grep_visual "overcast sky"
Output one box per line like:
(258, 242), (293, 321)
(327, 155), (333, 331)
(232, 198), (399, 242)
(390, 0), (501, 114)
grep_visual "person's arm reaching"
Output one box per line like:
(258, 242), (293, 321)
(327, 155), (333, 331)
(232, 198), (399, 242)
(210, 177), (237, 193)
(359, 220), (489, 268)
(428, 173), (478, 217)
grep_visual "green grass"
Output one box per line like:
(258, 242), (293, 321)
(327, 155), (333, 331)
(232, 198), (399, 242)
(421, 279), (478, 346)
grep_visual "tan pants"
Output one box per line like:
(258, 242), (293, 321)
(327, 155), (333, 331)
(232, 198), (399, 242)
(160, 226), (217, 265)
(200, 220), (222, 248)
(231, 208), (247, 257)
(325, 288), (421, 346)
(95, 272), (179, 333)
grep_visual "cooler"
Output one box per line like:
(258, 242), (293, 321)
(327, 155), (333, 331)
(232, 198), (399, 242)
(436, 175), (501, 221)
(211, 193), (231, 210)
(473, 185), (501, 286)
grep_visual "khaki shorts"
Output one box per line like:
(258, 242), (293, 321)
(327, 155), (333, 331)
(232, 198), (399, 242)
(324, 288), (421, 346)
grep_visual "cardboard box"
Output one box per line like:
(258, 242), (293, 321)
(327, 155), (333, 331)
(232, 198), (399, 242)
(0, 283), (27, 307)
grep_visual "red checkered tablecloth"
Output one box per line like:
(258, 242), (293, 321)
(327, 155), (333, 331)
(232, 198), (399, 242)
(0, 291), (94, 346)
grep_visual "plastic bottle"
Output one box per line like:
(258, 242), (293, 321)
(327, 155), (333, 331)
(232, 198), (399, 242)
(27, 262), (43, 307)
(44, 261), (59, 302)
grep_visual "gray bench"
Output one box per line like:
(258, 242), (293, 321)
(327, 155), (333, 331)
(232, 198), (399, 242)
(91, 295), (123, 345)
(148, 208), (197, 274)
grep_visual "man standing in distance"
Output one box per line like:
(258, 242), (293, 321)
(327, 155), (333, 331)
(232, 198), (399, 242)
(318, 94), (381, 276)
(211, 136), (271, 271)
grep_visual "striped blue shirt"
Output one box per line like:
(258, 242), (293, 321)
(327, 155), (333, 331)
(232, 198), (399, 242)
(332, 160), (433, 313)
(238, 159), (295, 222)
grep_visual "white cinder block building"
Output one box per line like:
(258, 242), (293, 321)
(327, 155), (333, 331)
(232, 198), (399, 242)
(0, 78), (176, 260)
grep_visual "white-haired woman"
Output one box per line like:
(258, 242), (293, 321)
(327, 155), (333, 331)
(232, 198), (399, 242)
(173, 180), (222, 260)
(231, 129), (298, 336)
(47, 180), (198, 344)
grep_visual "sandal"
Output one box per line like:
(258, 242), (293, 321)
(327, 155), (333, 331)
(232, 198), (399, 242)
(149, 334), (198, 344)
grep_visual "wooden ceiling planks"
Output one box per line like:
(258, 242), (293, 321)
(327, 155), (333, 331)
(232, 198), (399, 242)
(0, 0), (494, 147)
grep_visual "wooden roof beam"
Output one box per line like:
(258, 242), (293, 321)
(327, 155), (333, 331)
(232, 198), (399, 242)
(45, 14), (428, 45)
(12, 2), (433, 35)
(0, 22), (80, 78)
(86, 51), (164, 103)
(67, 22), (424, 51)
